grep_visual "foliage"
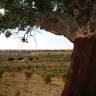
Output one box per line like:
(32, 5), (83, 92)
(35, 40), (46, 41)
(0, 69), (4, 78)
(8, 57), (15, 61)
(15, 90), (20, 96)
(0, 63), (68, 80)
(27, 56), (33, 61)
(35, 57), (39, 60)
(46, 54), (71, 62)
(17, 57), (24, 61)
(43, 73), (52, 84)
(61, 73), (67, 81)
(0, 0), (96, 41)
(23, 69), (33, 80)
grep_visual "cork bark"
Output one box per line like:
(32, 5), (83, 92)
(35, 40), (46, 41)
(62, 36), (96, 96)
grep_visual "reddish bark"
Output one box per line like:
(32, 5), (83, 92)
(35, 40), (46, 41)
(62, 36), (96, 96)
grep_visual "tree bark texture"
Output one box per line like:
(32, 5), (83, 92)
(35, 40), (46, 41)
(62, 36), (96, 96)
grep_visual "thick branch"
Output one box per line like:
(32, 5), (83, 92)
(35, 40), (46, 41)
(34, 14), (96, 42)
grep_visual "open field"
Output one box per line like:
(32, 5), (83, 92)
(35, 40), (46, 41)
(0, 50), (72, 96)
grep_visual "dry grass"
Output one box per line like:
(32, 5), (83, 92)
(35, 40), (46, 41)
(0, 72), (64, 96)
(0, 50), (71, 96)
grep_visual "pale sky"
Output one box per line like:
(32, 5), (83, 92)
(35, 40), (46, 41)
(0, 30), (74, 50)
(0, 9), (73, 50)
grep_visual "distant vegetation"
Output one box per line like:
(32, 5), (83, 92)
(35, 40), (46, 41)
(27, 56), (34, 61)
(8, 57), (15, 61)
(0, 63), (68, 82)
(17, 57), (24, 61)
(0, 50), (72, 62)
(23, 70), (33, 80)
(0, 50), (71, 83)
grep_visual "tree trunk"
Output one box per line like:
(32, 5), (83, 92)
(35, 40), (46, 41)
(62, 36), (96, 96)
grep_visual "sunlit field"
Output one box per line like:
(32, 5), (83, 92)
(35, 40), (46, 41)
(0, 50), (72, 96)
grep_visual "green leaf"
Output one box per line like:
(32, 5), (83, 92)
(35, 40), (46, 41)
(21, 37), (28, 43)
(5, 31), (12, 38)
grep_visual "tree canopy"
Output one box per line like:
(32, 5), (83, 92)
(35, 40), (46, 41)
(0, 0), (96, 42)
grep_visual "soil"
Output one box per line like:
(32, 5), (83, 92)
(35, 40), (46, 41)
(0, 72), (64, 96)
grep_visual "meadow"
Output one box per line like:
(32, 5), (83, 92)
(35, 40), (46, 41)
(0, 50), (72, 96)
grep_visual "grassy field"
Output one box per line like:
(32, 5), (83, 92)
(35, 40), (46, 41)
(0, 50), (72, 96)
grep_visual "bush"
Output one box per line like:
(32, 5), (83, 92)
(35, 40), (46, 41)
(17, 57), (24, 61)
(63, 54), (71, 62)
(15, 90), (20, 96)
(61, 73), (67, 81)
(43, 73), (52, 84)
(10, 72), (16, 78)
(36, 57), (39, 60)
(28, 56), (33, 61)
(0, 70), (4, 78)
(8, 57), (15, 61)
(24, 70), (33, 80)
(48, 53), (50, 55)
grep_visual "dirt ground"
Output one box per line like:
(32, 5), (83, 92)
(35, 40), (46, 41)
(0, 72), (64, 96)
(0, 50), (71, 96)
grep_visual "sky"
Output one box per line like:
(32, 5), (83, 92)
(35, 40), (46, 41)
(0, 30), (74, 50)
(0, 9), (73, 50)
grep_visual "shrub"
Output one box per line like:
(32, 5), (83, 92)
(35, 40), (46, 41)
(36, 57), (39, 60)
(63, 54), (71, 62)
(15, 90), (20, 96)
(10, 72), (16, 78)
(28, 56), (33, 61)
(48, 53), (50, 55)
(61, 73), (67, 81)
(17, 57), (24, 61)
(8, 57), (15, 61)
(0, 70), (4, 78)
(43, 73), (52, 84)
(24, 70), (33, 80)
